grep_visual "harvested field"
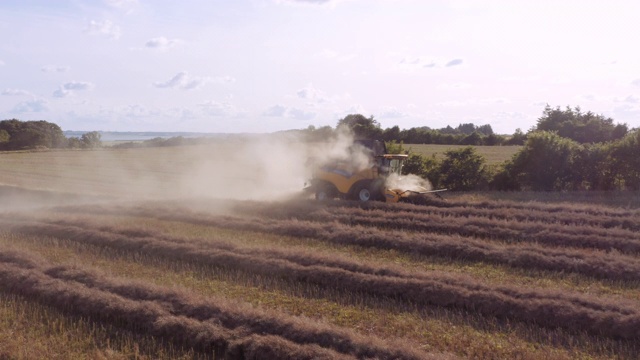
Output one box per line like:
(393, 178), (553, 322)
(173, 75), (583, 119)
(1, 147), (640, 359)
(2, 194), (640, 359)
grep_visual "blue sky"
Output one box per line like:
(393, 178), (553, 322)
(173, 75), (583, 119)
(1, 0), (639, 134)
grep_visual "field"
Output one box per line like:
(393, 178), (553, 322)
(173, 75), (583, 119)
(404, 144), (521, 165)
(1, 144), (640, 359)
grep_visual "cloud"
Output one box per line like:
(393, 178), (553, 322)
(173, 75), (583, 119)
(53, 81), (94, 97)
(0, 60), (5, 66)
(154, 71), (210, 90)
(379, 107), (409, 119)
(296, 84), (329, 103)
(2, 88), (31, 96)
(144, 37), (181, 51)
(632, 79), (640, 87)
(397, 56), (464, 71)
(85, 20), (122, 39)
(199, 100), (243, 117)
(41, 65), (70, 73)
(263, 105), (315, 120)
(12, 99), (49, 113)
(445, 58), (463, 67)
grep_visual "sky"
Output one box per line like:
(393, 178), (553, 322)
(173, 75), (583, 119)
(1, 0), (639, 134)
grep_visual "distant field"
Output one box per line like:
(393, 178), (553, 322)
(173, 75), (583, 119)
(404, 144), (521, 165)
(1, 145), (640, 359)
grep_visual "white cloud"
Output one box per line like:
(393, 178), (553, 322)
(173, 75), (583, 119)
(379, 107), (409, 119)
(154, 71), (210, 90)
(396, 56), (465, 72)
(85, 20), (122, 39)
(445, 58), (463, 67)
(41, 65), (70, 73)
(53, 81), (94, 97)
(199, 100), (243, 117)
(263, 104), (286, 117)
(2, 88), (31, 96)
(12, 99), (49, 113)
(0, 60), (5, 66)
(263, 104), (315, 120)
(144, 37), (181, 51)
(632, 79), (640, 87)
(296, 83), (329, 103)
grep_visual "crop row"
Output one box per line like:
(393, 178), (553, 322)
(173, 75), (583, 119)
(38, 204), (640, 283)
(283, 206), (640, 255)
(228, 200), (640, 252)
(5, 218), (640, 340)
(232, 199), (640, 232)
(0, 249), (433, 360)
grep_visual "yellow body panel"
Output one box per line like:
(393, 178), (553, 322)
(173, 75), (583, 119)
(313, 163), (378, 195)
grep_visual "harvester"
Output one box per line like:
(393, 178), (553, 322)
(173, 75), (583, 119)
(305, 140), (445, 203)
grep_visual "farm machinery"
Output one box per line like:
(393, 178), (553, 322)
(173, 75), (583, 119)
(304, 140), (445, 204)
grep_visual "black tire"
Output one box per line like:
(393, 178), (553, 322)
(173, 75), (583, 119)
(352, 182), (373, 202)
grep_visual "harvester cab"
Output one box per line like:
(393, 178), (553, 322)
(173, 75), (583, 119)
(305, 140), (443, 203)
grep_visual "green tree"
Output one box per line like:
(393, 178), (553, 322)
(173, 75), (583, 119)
(402, 153), (440, 188)
(0, 119), (66, 149)
(609, 129), (640, 190)
(81, 131), (102, 148)
(0, 129), (9, 143)
(504, 128), (526, 145)
(506, 131), (582, 191)
(536, 105), (627, 143)
(337, 114), (382, 139)
(438, 147), (488, 191)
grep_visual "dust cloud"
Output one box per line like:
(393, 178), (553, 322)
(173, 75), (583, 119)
(0, 127), (369, 211)
(385, 173), (433, 193)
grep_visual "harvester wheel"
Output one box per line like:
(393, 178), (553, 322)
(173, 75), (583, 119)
(315, 189), (330, 201)
(354, 184), (373, 202)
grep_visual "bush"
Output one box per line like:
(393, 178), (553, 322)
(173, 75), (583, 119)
(505, 131), (582, 191)
(438, 147), (489, 191)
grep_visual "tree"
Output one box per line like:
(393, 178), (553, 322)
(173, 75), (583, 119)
(402, 153), (440, 188)
(536, 105), (628, 143)
(609, 129), (640, 190)
(0, 129), (9, 144)
(506, 131), (582, 191)
(438, 147), (488, 191)
(0, 119), (66, 150)
(81, 131), (102, 148)
(337, 114), (382, 139)
(504, 128), (526, 145)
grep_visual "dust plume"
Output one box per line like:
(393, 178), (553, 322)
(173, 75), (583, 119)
(0, 127), (370, 210)
(385, 173), (432, 193)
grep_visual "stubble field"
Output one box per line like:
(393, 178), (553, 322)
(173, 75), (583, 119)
(1, 144), (640, 359)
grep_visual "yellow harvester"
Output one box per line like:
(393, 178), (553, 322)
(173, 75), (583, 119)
(305, 140), (443, 203)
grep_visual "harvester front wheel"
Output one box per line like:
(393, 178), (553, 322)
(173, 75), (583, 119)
(353, 183), (373, 202)
(315, 189), (330, 201)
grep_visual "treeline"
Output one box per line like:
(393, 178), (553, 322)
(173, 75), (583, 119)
(309, 106), (637, 191)
(0, 119), (101, 150)
(397, 128), (640, 192)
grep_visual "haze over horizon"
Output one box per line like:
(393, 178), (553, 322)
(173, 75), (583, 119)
(1, 0), (639, 134)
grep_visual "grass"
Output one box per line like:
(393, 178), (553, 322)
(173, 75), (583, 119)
(403, 144), (521, 165)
